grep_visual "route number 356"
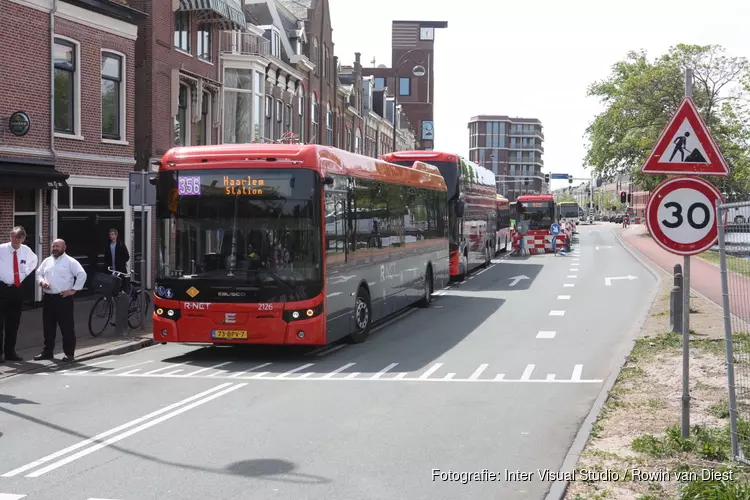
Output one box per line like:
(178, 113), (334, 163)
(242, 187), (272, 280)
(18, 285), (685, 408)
(661, 201), (711, 230)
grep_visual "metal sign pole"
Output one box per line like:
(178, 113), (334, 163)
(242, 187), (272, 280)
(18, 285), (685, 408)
(140, 169), (147, 332)
(681, 67), (694, 438)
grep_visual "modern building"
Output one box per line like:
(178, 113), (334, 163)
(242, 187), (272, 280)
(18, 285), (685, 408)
(362, 20), (448, 151)
(0, 0), (145, 306)
(467, 115), (545, 200)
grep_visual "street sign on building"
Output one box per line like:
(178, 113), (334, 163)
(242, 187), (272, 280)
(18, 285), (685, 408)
(129, 171), (157, 206)
(645, 176), (724, 256)
(641, 97), (730, 176)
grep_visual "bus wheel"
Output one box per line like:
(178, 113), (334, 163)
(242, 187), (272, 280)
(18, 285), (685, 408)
(483, 246), (491, 267)
(346, 288), (372, 344)
(456, 254), (468, 282)
(416, 266), (433, 308)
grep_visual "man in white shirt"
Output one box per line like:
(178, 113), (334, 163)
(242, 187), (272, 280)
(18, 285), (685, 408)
(34, 239), (87, 362)
(0, 226), (38, 363)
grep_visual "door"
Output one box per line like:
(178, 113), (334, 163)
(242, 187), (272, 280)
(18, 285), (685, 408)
(13, 214), (37, 308)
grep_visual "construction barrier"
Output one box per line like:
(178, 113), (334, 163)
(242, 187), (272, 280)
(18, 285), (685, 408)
(510, 230), (569, 255)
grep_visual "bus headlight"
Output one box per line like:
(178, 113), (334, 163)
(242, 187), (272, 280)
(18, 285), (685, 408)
(155, 307), (181, 321)
(283, 304), (323, 322)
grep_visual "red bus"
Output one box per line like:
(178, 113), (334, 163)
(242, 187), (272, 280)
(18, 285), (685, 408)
(152, 144), (450, 346)
(380, 151), (496, 281)
(496, 194), (511, 253)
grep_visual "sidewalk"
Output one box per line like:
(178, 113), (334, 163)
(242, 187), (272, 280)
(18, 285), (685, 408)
(1, 295), (155, 379)
(618, 223), (750, 322)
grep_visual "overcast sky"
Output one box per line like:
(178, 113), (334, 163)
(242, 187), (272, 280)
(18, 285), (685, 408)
(329, 0), (749, 191)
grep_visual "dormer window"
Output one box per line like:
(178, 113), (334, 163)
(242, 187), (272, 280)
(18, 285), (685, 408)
(260, 25), (282, 58)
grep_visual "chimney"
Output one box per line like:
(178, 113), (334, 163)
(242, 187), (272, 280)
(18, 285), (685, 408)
(354, 52), (361, 65)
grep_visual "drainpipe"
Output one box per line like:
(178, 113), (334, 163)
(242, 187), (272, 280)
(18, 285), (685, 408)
(49, 0), (58, 252)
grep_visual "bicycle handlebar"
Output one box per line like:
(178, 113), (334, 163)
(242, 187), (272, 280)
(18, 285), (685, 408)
(107, 267), (131, 278)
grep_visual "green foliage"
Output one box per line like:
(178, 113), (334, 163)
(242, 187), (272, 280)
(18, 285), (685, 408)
(585, 44), (750, 196)
(554, 192), (577, 203)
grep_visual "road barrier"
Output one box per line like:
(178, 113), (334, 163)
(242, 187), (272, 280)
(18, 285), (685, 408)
(717, 199), (750, 462)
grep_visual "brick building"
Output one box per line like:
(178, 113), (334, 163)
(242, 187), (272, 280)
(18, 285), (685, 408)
(0, 0), (144, 307)
(467, 115), (545, 200)
(361, 20), (448, 151)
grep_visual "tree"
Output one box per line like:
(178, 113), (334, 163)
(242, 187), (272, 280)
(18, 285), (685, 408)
(554, 193), (577, 203)
(584, 44), (750, 196)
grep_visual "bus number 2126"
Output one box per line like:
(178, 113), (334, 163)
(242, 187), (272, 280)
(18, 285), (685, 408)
(258, 303), (274, 311)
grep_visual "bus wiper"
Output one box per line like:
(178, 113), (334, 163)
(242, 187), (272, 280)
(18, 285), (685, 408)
(260, 269), (296, 295)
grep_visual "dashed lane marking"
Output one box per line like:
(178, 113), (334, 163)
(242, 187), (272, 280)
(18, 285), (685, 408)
(536, 331), (556, 339)
(567, 275), (578, 278)
(38, 361), (602, 384)
(557, 295), (571, 300)
(563, 284), (575, 288)
(549, 310), (565, 316)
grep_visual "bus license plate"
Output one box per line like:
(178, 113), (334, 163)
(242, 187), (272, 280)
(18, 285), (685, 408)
(212, 330), (248, 340)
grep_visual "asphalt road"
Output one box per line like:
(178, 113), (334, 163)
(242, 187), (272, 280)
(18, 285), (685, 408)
(0, 224), (656, 500)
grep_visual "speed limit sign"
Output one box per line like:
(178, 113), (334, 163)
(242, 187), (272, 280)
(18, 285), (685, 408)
(646, 176), (725, 256)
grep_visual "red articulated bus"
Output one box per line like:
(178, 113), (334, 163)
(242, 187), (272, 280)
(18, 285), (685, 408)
(496, 194), (511, 254)
(380, 151), (497, 281)
(152, 144), (450, 346)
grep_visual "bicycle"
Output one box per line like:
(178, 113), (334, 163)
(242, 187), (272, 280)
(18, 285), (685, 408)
(88, 267), (152, 337)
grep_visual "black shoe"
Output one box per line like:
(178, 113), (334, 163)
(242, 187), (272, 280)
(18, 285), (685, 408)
(33, 352), (54, 361)
(62, 355), (75, 363)
(5, 353), (22, 362)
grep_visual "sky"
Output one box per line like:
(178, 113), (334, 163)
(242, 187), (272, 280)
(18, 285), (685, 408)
(329, 0), (750, 192)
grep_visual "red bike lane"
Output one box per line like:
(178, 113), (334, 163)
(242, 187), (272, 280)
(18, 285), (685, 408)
(620, 226), (750, 323)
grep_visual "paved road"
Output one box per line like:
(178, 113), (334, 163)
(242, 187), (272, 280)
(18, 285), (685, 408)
(0, 224), (656, 500)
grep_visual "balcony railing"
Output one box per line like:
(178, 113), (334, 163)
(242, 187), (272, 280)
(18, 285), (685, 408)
(509, 143), (544, 152)
(220, 31), (270, 56)
(509, 130), (544, 138)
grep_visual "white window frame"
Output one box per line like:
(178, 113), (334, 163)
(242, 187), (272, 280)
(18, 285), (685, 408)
(100, 49), (128, 144)
(221, 65), (264, 143)
(355, 128), (362, 154)
(53, 35), (83, 141)
(297, 87), (305, 141)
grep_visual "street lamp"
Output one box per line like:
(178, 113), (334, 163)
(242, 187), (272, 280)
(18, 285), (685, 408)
(392, 48), (426, 152)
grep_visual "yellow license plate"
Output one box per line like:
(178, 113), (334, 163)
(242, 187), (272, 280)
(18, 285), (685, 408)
(212, 330), (248, 340)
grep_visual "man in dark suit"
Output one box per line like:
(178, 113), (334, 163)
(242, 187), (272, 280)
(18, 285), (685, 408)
(104, 228), (130, 290)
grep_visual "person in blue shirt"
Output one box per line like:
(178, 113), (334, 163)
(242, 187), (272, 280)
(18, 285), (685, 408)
(104, 228), (130, 290)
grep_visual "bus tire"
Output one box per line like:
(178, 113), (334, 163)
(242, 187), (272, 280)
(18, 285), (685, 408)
(346, 288), (372, 344)
(416, 265), (433, 308)
(483, 246), (491, 267)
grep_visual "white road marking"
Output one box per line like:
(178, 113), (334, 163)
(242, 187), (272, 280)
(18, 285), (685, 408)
(394, 372), (408, 379)
(371, 363), (399, 379)
(536, 331), (556, 339)
(278, 363), (314, 378)
(571, 364), (583, 381)
(183, 362), (233, 377)
(546, 374), (556, 381)
(520, 365), (535, 381)
(163, 370), (183, 376)
(344, 372), (360, 379)
(0, 494), (26, 500)
(24, 384), (247, 477)
(567, 275), (577, 278)
(573, 258), (580, 261)
(228, 362), (271, 378)
(1, 383), (237, 478)
(563, 284), (575, 288)
(557, 295), (571, 300)
(321, 363), (356, 379)
(549, 310), (565, 316)
(468, 364), (488, 380)
(104, 360), (153, 373)
(142, 363), (185, 375)
(494, 374), (505, 381)
(418, 363), (444, 379)
(444, 373), (455, 380)
(58, 359), (114, 374)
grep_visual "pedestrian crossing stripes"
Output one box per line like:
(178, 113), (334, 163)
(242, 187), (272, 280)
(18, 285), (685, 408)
(0, 495), (120, 500)
(36, 360), (603, 384)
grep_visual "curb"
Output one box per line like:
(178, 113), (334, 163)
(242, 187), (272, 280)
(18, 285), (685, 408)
(544, 226), (663, 500)
(75, 337), (156, 363)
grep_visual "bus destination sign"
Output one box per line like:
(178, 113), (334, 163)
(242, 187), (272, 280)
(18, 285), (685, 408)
(224, 175), (266, 195)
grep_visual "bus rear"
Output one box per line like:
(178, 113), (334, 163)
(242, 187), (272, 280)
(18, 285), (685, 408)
(496, 194), (510, 253)
(153, 144), (326, 346)
(557, 201), (579, 233)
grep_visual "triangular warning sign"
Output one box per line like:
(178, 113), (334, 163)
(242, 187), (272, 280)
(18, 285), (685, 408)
(641, 97), (730, 176)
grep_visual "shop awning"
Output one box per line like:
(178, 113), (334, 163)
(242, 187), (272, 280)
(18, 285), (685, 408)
(0, 158), (69, 190)
(178, 0), (247, 30)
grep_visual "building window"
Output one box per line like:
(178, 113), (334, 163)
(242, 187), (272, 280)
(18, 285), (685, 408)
(101, 52), (123, 140)
(174, 12), (190, 52)
(54, 38), (77, 135)
(297, 90), (305, 142)
(323, 46), (329, 78)
(197, 91), (211, 145)
(285, 104), (292, 133)
(265, 95), (273, 141)
(223, 68), (255, 144)
(275, 99), (283, 139)
(374, 77), (386, 89)
(271, 29), (281, 58)
(355, 128), (362, 154)
(399, 77), (410, 96)
(312, 38), (319, 73)
(197, 24), (211, 61)
(311, 96), (319, 143)
(175, 84), (189, 146)
(325, 106), (333, 145)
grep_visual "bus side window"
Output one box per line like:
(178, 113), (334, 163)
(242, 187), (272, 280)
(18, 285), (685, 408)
(325, 188), (346, 263)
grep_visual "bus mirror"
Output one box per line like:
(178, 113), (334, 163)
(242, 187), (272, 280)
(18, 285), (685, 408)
(456, 199), (466, 218)
(516, 203), (525, 214)
(323, 175), (335, 186)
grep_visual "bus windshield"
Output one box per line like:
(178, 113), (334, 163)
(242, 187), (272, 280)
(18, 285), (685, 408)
(521, 201), (555, 230)
(155, 168), (322, 302)
(559, 203), (579, 218)
(388, 160), (459, 200)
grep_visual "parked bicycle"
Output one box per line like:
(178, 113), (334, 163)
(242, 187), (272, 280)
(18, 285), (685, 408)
(88, 267), (152, 337)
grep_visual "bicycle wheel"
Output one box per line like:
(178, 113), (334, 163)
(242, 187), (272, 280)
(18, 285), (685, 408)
(128, 289), (151, 329)
(89, 296), (113, 337)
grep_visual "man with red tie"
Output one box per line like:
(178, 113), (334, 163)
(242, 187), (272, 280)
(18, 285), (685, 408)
(0, 226), (38, 362)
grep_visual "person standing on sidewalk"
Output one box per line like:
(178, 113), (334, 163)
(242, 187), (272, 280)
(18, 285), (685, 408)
(34, 239), (87, 362)
(104, 228), (130, 290)
(0, 226), (38, 362)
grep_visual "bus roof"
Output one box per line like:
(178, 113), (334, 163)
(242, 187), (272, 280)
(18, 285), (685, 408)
(517, 194), (554, 202)
(557, 201), (579, 205)
(160, 144), (448, 192)
(380, 150), (496, 188)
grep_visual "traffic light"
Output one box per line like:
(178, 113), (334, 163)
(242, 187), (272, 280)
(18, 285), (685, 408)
(568, 175), (573, 184)
(627, 193), (632, 203)
(620, 191), (626, 203)
(544, 173), (550, 184)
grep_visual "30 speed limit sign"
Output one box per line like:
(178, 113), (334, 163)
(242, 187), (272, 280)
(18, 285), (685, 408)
(646, 176), (725, 256)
